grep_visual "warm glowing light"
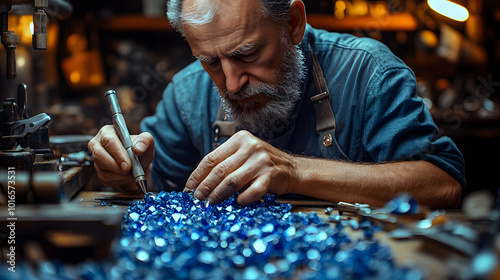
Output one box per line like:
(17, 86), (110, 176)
(8, 16), (34, 45)
(372, 3), (388, 17)
(17, 56), (26, 67)
(351, 1), (368, 17)
(428, 0), (469, 22)
(336, 0), (346, 10)
(90, 74), (104, 85)
(70, 71), (81, 84)
(420, 30), (439, 48)
(334, 1), (346, 20)
(30, 21), (34, 34)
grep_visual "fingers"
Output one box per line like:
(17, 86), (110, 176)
(101, 132), (131, 173)
(185, 131), (274, 205)
(185, 131), (258, 193)
(203, 160), (261, 205)
(88, 125), (129, 174)
(194, 156), (249, 203)
(88, 125), (155, 188)
(198, 161), (271, 206)
(132, 132), (155, 170)
(236, 177), (269, 206)
(131, 132), (154, 156)
(184, 144), (239, 191)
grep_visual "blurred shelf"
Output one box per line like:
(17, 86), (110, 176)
(307, 12), (417, 32)
(97, 15), (173, 31)
(96, 13), (417, 32)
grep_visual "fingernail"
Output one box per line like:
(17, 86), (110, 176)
(121, 162), (128, 172)
(206, 197), (214, 205)
(185, 179), (195, 191)
(135, 142), (146, 153)
(194, 190), (204, 201)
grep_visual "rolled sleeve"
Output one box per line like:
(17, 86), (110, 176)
(362, 67), (466, 187)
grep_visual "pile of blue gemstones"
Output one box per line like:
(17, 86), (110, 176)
(0, 191), (424, 279)
(110, 191), (423, 279)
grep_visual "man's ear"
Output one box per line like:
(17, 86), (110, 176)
(288, 0), (306, 45)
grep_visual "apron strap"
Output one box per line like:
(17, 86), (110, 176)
(309, 45), (336, 134)
(309, 45), (350, 160)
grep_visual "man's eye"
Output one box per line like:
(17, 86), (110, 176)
(238, 51), (257, 61)
(240, 52), (254, 58)
(239, 52), (255, 59)
(205, 58), (220, 66)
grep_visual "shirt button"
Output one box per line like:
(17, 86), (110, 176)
(322, 134), (333, 147)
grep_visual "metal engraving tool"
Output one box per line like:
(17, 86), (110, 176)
(105, 90), (148, 196)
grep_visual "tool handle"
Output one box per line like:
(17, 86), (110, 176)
(105, 90), (131, 147)
(105, 90), (145, 180)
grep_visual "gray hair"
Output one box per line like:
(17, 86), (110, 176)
(166, 0), (293, 37)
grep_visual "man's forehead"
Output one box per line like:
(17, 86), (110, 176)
(182, 0), (268, 58)
(182, 0), (262, 16)
(181, 0), (265, 34)
(182, 0), (219, 18)
(193, 42), (257, 61)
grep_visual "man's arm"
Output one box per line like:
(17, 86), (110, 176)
(184, 130), (462, 208)
(292, 156), (462, 208)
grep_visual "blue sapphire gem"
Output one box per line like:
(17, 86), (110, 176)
(384, 193), (419, 215)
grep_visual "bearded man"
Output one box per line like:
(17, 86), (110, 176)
(88, 0), (465, 208)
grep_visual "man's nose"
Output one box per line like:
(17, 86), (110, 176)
(221, 59), (248, 94)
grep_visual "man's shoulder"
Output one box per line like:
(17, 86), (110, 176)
(164, 60), (217, 109)
(307, 26), (408, 71)
(171, 60), (212, 85)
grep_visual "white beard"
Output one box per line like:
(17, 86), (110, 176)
(219, 43), (306, 134)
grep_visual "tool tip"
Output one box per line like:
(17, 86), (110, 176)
(136, 180), (148, 196)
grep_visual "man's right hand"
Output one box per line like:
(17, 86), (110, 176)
(88, 125), (155, 193)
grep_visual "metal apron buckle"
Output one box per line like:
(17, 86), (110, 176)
(310, 44), (350, 160)
(212, 105), (235, 150)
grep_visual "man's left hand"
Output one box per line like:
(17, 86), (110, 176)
(183, 130), (297, 205)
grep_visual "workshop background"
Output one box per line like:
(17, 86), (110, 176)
(0, 0), (499, 203)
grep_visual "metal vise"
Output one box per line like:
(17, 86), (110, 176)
(1, 83), (52, 153)
(0, 83), (61, 204)
(0, 0), (73, 79)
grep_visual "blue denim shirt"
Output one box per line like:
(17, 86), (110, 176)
(141, 25), (465, 191)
